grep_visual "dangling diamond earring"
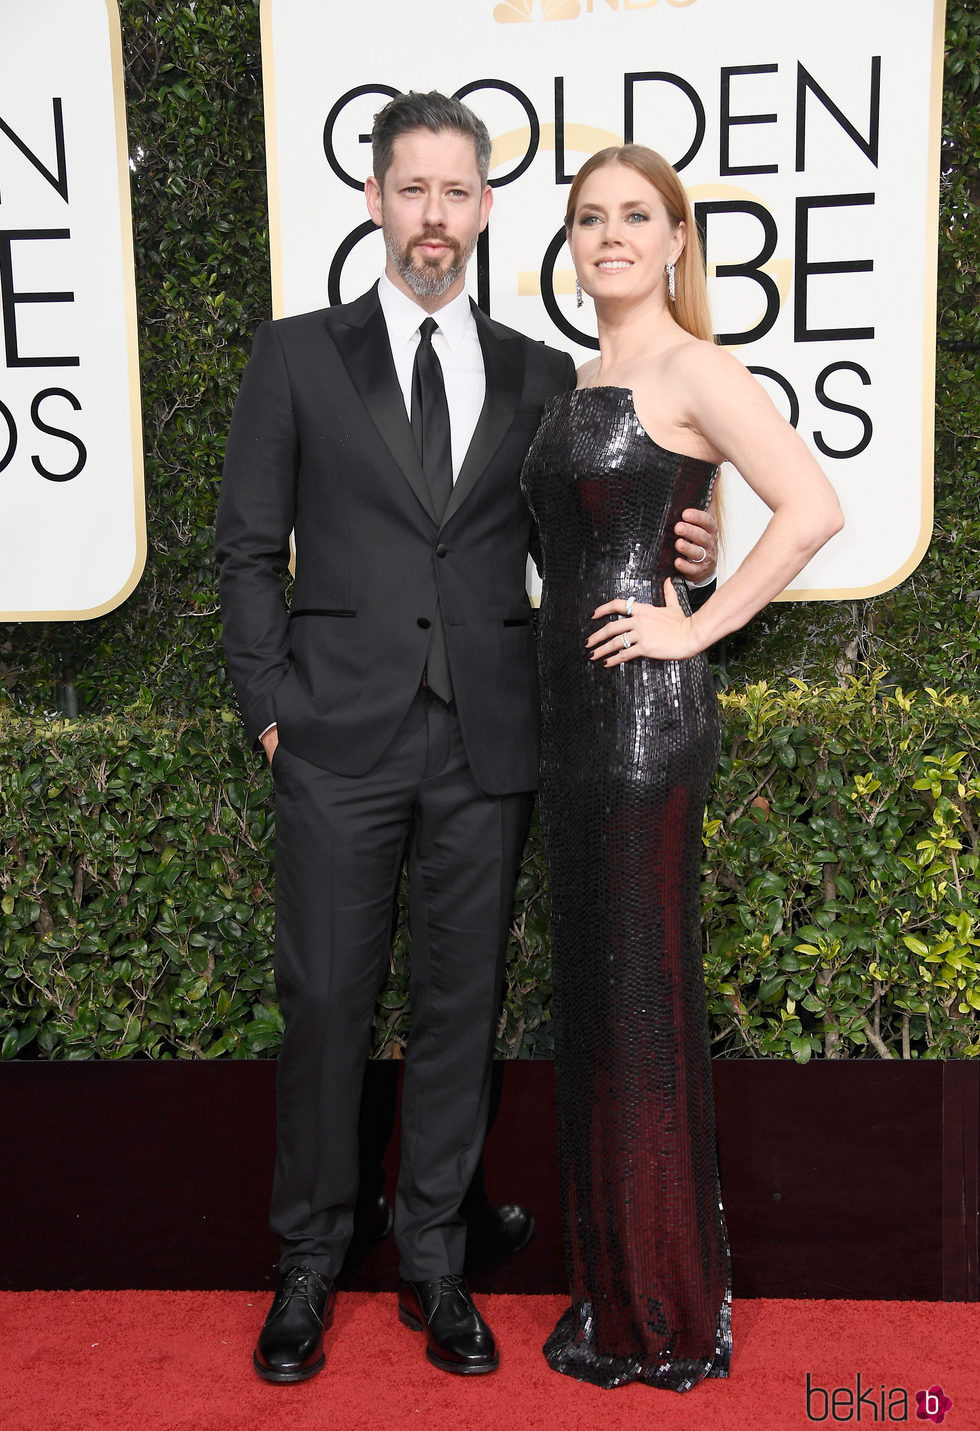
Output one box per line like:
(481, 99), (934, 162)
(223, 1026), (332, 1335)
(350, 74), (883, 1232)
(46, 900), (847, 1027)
(666, 261), (676, 303)
(575, 278), (583, 309)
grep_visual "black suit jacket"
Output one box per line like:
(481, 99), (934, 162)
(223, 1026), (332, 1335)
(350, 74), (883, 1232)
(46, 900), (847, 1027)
(216, 284), (575, 795)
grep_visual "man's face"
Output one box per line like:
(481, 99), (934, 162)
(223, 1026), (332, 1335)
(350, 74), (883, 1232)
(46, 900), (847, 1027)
(365, 128), (493, 309)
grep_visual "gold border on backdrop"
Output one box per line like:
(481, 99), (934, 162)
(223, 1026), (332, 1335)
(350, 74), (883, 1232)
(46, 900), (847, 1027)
(2, 0), (147, 622)
(774, 0), (945, 602)
(260, 0), (286, 320)
(262, 0), (297, 576)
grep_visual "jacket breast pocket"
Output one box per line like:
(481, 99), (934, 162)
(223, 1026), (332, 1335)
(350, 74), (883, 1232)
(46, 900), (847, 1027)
(289, 608), (357, 619)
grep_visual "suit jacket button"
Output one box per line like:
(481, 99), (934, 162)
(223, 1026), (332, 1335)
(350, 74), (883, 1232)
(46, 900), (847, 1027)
(417, 617), (431, 629)
(435, 543), (448, 557)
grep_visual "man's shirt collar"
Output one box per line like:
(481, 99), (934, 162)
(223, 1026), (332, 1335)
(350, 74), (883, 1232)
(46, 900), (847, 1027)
(378, 272), (475, 350)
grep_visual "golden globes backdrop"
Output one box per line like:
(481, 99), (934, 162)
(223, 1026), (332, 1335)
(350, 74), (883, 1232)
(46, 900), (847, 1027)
(0, 0), (144, 621)
(261, 0), (945, 598)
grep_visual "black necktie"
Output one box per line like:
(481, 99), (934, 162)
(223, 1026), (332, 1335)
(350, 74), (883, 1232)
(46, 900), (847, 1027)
(410, 317), (454, 702)
(411, 317), (453, 520)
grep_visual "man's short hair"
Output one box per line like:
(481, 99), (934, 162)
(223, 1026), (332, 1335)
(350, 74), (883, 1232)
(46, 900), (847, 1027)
(371, 91), (492, 189)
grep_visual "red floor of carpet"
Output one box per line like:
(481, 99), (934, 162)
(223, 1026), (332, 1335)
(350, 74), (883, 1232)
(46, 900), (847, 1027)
(0, 1292), (976, 1431)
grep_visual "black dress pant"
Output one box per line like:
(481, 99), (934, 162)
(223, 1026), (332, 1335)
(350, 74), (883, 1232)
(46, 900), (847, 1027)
(270, 688), (532, 1281)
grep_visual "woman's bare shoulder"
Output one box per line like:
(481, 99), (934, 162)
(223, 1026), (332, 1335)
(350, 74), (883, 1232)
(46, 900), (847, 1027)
(665, 336), (744, 379)
(662, 339), (768, 415)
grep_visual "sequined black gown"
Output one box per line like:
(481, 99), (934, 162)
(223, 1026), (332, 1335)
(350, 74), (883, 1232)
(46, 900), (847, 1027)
(521, 387), (731, 1391)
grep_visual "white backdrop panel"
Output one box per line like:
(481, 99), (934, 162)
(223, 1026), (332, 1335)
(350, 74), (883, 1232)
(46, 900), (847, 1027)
(0, 0), (144, 620)
(261, 0), (945, 599)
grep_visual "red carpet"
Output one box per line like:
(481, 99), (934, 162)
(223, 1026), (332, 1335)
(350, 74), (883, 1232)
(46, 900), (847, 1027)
(0, 1292), (976, 1431)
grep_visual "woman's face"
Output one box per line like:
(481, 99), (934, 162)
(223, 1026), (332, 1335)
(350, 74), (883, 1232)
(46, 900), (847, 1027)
(568, 162), (685, 309)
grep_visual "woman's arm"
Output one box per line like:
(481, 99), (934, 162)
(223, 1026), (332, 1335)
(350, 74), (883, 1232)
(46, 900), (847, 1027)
(589, 343), (843, 665)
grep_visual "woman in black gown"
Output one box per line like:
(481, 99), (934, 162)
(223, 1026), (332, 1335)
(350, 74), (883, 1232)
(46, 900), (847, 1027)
(521, 146), (843, 1391)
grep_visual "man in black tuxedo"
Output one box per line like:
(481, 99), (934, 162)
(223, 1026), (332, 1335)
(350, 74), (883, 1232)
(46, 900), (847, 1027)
(217, 91), (717, 1384)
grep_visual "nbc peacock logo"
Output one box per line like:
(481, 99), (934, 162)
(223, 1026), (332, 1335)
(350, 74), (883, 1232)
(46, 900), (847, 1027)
(493, 0), (697, 20)
(493, 0), (580, 19)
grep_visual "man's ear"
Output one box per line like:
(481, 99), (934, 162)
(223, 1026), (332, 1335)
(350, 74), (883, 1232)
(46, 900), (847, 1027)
(365, 174), (383, 228)
(479, 184), (494, 233)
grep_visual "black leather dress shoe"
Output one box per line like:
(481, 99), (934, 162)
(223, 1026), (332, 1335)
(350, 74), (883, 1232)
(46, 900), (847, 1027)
(398, 1274), (499, 1374)
(465, 1203), (535, 1263)
(253, 1266), (335, 1383)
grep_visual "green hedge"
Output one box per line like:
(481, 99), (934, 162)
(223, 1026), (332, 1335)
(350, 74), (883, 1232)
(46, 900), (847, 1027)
(3, 680), (978, 1062)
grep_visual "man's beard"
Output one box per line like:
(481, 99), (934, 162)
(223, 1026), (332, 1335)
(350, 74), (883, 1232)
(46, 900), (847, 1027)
(384, 223), (476, 300)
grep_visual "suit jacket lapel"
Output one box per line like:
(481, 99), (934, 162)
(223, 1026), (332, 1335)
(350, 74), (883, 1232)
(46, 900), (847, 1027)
(327, 286), (438, 524)
(441, 303), (526, 528)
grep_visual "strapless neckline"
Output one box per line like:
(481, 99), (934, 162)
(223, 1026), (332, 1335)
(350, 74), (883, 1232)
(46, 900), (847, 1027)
(555, 386), (718, 472)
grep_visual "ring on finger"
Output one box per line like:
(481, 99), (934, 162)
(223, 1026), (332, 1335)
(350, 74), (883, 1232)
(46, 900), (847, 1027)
(621, 633), (631, 649)
(624, 595), (635, 616)
(691, 545), (707, 565)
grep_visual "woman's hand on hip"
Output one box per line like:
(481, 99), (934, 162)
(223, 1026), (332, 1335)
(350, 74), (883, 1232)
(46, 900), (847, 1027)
(588, 581), (701, 665)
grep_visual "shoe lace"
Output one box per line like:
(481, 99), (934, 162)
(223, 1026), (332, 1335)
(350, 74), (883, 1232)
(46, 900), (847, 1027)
(440, 1274), (469, 1295)
(281, 1267), (327, 1303)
